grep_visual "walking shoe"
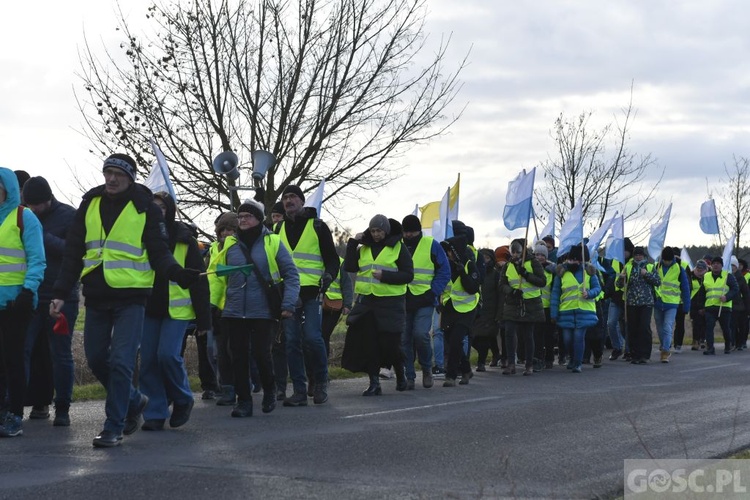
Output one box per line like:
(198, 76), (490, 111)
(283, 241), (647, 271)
(502, 366), (516, 375)
(572, 364), (582, 374)
(283, 392), (308, 407)
(276, 390), (286, 401)
(443, 378), (456, 387)
(459, 372), (471, 385)
(141, 419), (165, 431)
(406, 379), (416, 390)
(29, 405), (50, 420)
(123, 394), (149, 436)
(431, 366), (446, 379)
(53, 406), (71, 427)
(691, 341), (699, 351)
(623, 352), (633, 362)
(609, 349), (622, 361)
(216, 385), (236, 406)
(501, 360), (509, 369)
(566, 360), (574, 370)
(201, 390), (216, 400)
(522, 366), (533, 376)
(700, 342), (706, 350)
(593, 357), (603, 368)
(660, 351), (671, 363)
(703, 348), (716, 355)
(674, 345), (682, 353)
(422, 371), (433, 389)
(630, 358), (640, 364)
(262, 392), (276, 413)
(0, 414), (23, 437)
(489, 359), (499, 368)
(253, 383), (262, 394)
(476, 363), (486, 372)
(582, 358), (591, 365)
(532, 359), (543, 372)
(313, 383), (328, 404)
(92, 429), (122, 448)
(362, 376), (382, 396)
(637, 359), (648, 364)
(170, 399), (194, 428)
(231, 400), (253, 418)
(379, 368), (394, 380)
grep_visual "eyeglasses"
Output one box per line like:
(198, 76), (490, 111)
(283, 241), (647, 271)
(237, 214), (256, 221)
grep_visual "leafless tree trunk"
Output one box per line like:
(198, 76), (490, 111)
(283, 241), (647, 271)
(718, 155), (750, 250)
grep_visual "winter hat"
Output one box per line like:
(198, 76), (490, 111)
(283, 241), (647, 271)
(731, 256), (740, 268)
(237, 198), (266, 221)
(495, 245), (511, 263)
(22, 176), (53, 204)
(661, 247), (675, 261)
(401, 214), (422, 233)
(271, 201), (285, 215)
(694, 260), (708, 272)
(633, 246), (646, 256)
(103, 153), (137, 181)
(14, 170), (30, 189)
(214, 212), (239, 234)
(282, 184), (305, 202)
(712, 256), (724, 266)
(702, 254), (713, 263)
(542, 235), (555, 247)
(624, 238), (635, 256)
(369, 214), (391, 234)
(533, 242), (548, 258)
(568, 244), (590, 262)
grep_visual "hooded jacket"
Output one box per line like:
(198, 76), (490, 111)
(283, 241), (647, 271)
(145, 193), (211, 331)
(473, 248), (501, 338)
(0, 167), (45, 310)
(550, 262), (602, 329)
(34, 198), (79, 303)
(439, 235), (481, 328)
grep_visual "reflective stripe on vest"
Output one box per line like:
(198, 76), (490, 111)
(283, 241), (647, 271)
(279, 219), (324, 286)
(505, 260), (541, 299)
(325, 257), (344, 301)
(612, 260), (624, 291)
(355, 243), (406, 297)
(0, 207), (27, 286)
(81, 197), (154, 288)
(540, 270), (553, 308)
(657, 263), (681, 304)
(168, 242), (195, 320)
(691, 278), (700, 299)
(442, 261), (479, 312)
(207, 241), (226, 309)
(214, 234), (283, 306)
(407, 236), (436, 295)
(559, 272), (595, 312)
(704, 271), (732, 308)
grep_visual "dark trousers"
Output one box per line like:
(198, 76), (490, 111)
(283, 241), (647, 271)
(705, 308), (732, 351)
(272, 323), (288, 393)
(626, 305), (653, 361)
(732, 310), (749, 348)
(0, 309), (31, 416)
(445, 322), (471, 379)
(321, 309), (343, 357)
(505, 321), (534, 367)
(534, 310), (557, 363)
(585, 301), (608, 359)
(222, 318), (276, 402)
(674, 305), (687, 347)
(212, 309), (234, 387)
(472, 336), (499, 365)
(691, 313), (706, 344)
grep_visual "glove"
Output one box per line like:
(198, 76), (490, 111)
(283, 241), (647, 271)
(516, 263), (528, 277)
(319, 272), (334, 292)
(13, 288), (34, 314)
(510, 288), (524, 299)
(173, 267), (201, 289)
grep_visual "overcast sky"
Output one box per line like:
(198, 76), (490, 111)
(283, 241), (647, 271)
(2, 0), (749, 251)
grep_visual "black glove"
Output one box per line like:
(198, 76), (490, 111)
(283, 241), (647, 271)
(510, 288), (524, 299)
(13, 288), (34, 314)
(173, 267), (201, 289)
(319, 272), (334, 292)
(516, 263), (527, 277)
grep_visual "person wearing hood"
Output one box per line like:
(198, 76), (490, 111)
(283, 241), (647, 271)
(400, 215), (450, 389)
(532, 242), (557, 370)
(472, 248), (501, 372)
(0, 168), (45, 438)
(494, 246), (512, 368)
(542, 235), (558, 265)
(653, 247), (691, 363)
(550, 244), (601, 373)
(499, 238), (546, 375)
(20, 176), (79, 427)
(702, 256), (739, 355)
(605, 237), (633, 361)
(342, 215), (414, 395)
(214, 198), (300, 417)
(49, 153), (201, 447)
(275, 185), (339, 407)
(439, 235), (480, 386)
(136, 192), (211, 430)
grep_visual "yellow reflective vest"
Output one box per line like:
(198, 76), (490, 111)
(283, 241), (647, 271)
(505, 261), (541, 299)
(355, 243), (406, 297)
(442, 261), (480, 312)
(279, 219), (324, 287)
(559, 272), (596, 313)
(168, 242), (195, 320)
(407, 236), (436, 296)
(325, 257), (344, 301)
(704, 271), (732, 309)
(657, 263), (681, 305)
(0, 207), (27, 286)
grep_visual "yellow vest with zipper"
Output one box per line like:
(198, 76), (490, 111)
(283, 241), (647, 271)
(505, 261), (541, 299)
(442, 261), (480, 312)
(657, 263), (681, 305)
(559, 272), (596, 312)
(355, 243), (405, 297)
(0, 207), (27, 286)
(168, 242), (195, 320)
(540, 268), (553, 308)
(704, 271), (732, 309)
(407, 236), (436, 296)
(279, 219), (324, 287)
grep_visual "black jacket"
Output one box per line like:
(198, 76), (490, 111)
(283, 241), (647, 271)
(36, 198), (79, 303)
(53, 183), (181, 307)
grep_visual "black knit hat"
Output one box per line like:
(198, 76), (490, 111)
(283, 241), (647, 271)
(22, 176), (53, 204)
(103, 153), (137, 181)
(401, 214), (422, 232)
(661, 247), (675, 261)
(271, 201), (285, 215)
(14, 170), (30, 189)
(282, 184), (305, 203)
(633, 246), (646, 256)
(237, 198), (266, 221)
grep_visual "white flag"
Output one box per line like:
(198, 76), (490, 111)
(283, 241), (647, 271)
(145, 140), (177, 201)
(303, 179), (325, 216)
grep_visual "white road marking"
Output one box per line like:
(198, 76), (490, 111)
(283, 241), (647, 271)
(342, 396), (502, 419)
(679, 363), (740, 373)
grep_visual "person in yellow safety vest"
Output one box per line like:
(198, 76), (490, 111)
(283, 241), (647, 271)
(275, 185), (340, 407)
(605, 237), (633, 361)
(653, 247), (691, 363)
(615, 246), (660, 365)
(729, 256), (750, 351)
(550, 244), (601, 373)
(137, 192), (211, 431)
(671, 247), (691, 352)
(688, 259), (709, 350)
(0, 167), (46, 438)
(702, 256), (739, 355)
(341, 215), (414, 396)
(50, 154), (201, 448)
(320, 256), (353, 356)
(531, 242), (557, 371)
(214, 199), (300, 418)
(499, 238), (546, 376)
(583, 258), (608, 368)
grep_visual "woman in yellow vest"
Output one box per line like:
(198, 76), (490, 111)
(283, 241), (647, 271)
(139, 192), (211, 431)
(341, 215), (414, 396)
(550, 245), (601, 373)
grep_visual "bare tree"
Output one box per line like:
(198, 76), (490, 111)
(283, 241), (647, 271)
(717, 155), (750, 249)
(534, 91), (664, 238)
(76, 0), (466, 225)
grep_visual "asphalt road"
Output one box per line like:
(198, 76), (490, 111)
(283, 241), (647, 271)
(2, 345), (750, 500)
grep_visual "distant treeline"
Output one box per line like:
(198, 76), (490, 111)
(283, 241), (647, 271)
(682, 246), (750, 263)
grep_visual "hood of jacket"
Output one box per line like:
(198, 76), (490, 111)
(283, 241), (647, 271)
(0, 167), (21, 223)
(440, 235), (468, 262)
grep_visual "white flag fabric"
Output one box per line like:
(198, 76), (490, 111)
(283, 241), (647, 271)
(699, 199), (720, 235)
(648, 204), (672, 262)
(432, 187), (453, 242)
(605, 215), (625, 264)
(412, 203), (419, 217)
(503, 168), (536, 230)
(558, 199), (584, 257)
(537, 207), (556, 243)
(722, 234), (735, 273)
(145, 140), (177, 201)
(680, 247), (694, 270)
(587, 212), (618, 257)
(303, 179), (325, 216)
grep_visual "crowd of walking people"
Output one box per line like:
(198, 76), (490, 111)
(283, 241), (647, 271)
(1, 154), (748, 447)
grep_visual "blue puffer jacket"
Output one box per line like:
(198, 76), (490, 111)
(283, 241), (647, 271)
(0, 167), (46, 310)
(550, 263), (601, 329)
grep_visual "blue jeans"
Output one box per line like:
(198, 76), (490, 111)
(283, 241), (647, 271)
(25, 301), (79, 407)
(431, 309), (444, 369)
(653, 307), (677, 352)
(402, 307), (434, 380)
(562, 327), (586, 365)
(606, 301), (625, 351)
(84, 304), (145, 435)
(140, 316), (193, 420)
(284, 297), (327, 394)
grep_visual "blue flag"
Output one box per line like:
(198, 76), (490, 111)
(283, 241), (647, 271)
(699, 199), (720, 235)
(648, 204), (672, 262)
(503, 168), (536, 231)
(558, 199), (583, 256)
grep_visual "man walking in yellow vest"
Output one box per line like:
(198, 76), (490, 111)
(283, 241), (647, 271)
(702, 256), (739, 355)
(653, 247), (691, 363)
(50, 154), (201, 447)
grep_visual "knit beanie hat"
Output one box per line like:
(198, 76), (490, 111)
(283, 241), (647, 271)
(661, 247), (675, 261)
(731, 256), (739, 268)
(369, 214), (391, 234)
(712, 256), (724, 266)
(214, 212), (239, 234)
(22, 176), (53, 204)
(401, 214), (422, 232)
(282, 185), (305, 203)
(533, 242), (548, 258)
(103, 154), (137, 181)
(271, 201), (285, 215)
(694, 260), (708, 272)
(542, 235), (555, 247)
(14, 170), (30, 190)
(237, 198), (266, 221)
(633, 246), (646, 256)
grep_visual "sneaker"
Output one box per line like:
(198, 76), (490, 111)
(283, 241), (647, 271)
(489, 359), (499, 368)
(379, 368), (394, 380)
(593, 357), (603, 368)
(703, 348), (716, 355)
(637, 359), (648, 364)
(313, 383), (328, 405)
(609, 349), (622, 361)
(459, 372), (471, 385)
(216, 386), (237, 406)
(283, 392), (308, 407)
(406, 379), (416, 390)
(276, 390), (286, 402)
(660, 351), (671, 363)
(443, 378), (456, 387)
(566, 360), (574, 370)
(0, 414), (23, 437)
(431, 367), (446, 379)
(544, 361), (554, 369)
(700, 342), (707, 350)
(231, 400), (253, 418)
(92, 429), (122, 448)
(422, 371), (433, 389)
(476, 363), (486, 372)
(502, 366), (516, 375)
(53, 407), (71, 427)
(522, 366), (533, 376)
(674, 346), (682, 353)
(29, 405), (50, 420)
(572, 365), (582, 374)
(170, 399), (194, 428)
(201, 390), (216, 400)
(623, 352), (633, 362)
(262, 392), (276, 414)
(141, 419), (165, 431)
(691, 341), (699, 351)
(532, 359), (543, 372)
(123, 394), (149, 436)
